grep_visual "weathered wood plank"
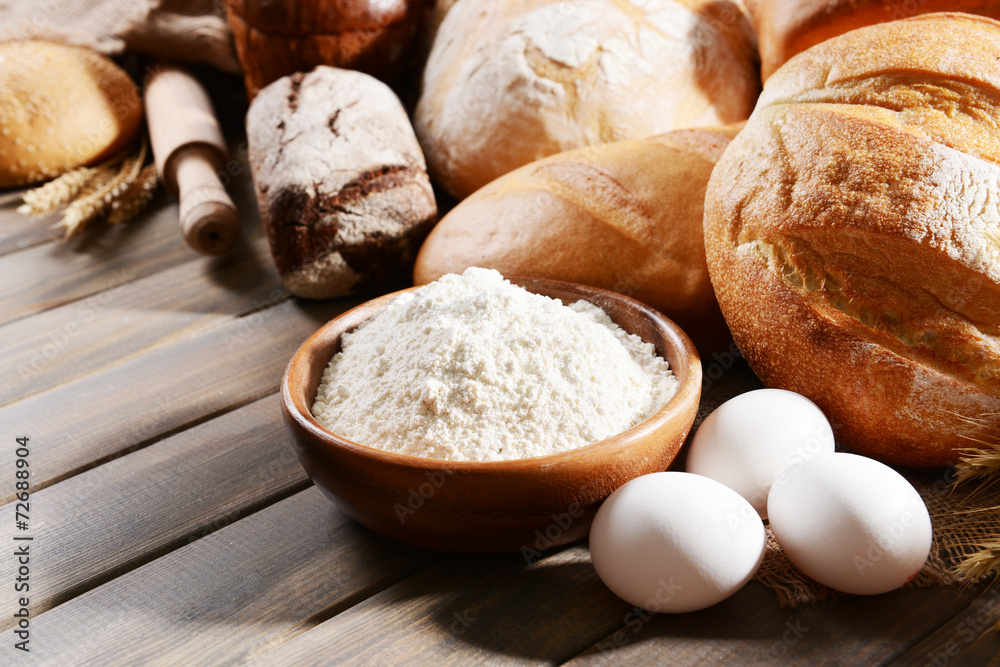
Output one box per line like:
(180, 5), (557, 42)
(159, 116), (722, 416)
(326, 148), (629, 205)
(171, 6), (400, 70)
(0, 195), (205, 326)
(23, 487), (438, 665)
(249, 545), (627, 666)
(0, 394), (310, 630)
(562, 581), (985, 666)
(0, 235), (286, 407)
(0, 295), (358, 503)
(890, 588), (1000, 666)
(0, 205), (60, 256)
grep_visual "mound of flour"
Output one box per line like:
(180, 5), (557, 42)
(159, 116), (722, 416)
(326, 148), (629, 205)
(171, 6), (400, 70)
(311, 268), (677, 461)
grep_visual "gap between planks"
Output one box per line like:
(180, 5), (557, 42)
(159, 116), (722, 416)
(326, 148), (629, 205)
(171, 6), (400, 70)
(0, 394), (307, 630)
(19, 486), (443, 665)
(0, 235), (287, 408)
(0, 295), (360, 504)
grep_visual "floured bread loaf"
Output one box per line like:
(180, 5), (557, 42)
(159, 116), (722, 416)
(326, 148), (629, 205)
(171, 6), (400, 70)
(247, 67), (436, 299)
(414, 125), (742, 354)
(746, 0), (1000, 80)
(703, 13), (1000, 467)
(415, 0), (759, 199)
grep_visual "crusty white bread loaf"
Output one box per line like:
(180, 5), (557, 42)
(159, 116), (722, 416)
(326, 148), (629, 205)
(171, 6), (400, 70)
(247, 67), (436, 299)
(703, 13), (1000, 467)
(414, 124), (743, 354)
(415, 0), (759, 199)
(0, 41), (142, 188)
(746, 0), (1000, 81)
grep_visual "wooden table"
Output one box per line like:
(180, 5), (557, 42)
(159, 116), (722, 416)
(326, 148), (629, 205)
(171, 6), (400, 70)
(1, 73), (997, 667)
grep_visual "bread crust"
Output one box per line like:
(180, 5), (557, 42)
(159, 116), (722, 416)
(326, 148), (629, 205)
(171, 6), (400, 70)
(247, 68), (436, 299)
(704, 13), (1000, 467)
(414, 126), (741, 354)
(225, 0), (427, 98)
(747, 0), (1000, 80)
(414, 0), (759, 199)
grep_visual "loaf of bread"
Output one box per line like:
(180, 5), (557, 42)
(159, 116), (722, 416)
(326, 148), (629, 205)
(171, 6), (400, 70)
(0, 40), (142, 188)
(414, 0), (759, 199)
(747, 0), (1000, 80)
(225, 0), (428, 99)
(414, 125), (742, 354)
(703, 13), (1000, 467)
(247, 67), (436, 299)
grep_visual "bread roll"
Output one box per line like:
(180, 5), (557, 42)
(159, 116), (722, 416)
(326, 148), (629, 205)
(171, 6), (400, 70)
(415, 0), (759, 200)
(247, 67), (436, 299)
(0, 41), (142, 188)
(747, 0), (1000, 81)
(225, 0), (428, 99)
(703, 13), (1000, 468)
(414, 125), (742, 354)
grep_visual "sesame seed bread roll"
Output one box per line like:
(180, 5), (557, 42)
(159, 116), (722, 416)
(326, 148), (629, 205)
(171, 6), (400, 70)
(414, 124), (743, 354)
(414, 0), (759, 199)
(0, 41), (142, 188)
(746, 0), (1000, 81)
(703, 13), (1000, 467)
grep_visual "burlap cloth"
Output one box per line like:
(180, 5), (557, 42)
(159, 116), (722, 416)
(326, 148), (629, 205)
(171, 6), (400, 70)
(691, 348), (999, 607)
(0, 0), (238, 72)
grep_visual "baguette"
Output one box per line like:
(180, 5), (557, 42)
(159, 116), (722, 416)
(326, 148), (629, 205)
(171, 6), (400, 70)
(414, 125), (743, 354)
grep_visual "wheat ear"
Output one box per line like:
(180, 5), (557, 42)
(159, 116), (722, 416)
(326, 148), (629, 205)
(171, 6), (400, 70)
(17, 166), (102, 216)
(58, 139), (148, 238)
(106, 164), (159, 226)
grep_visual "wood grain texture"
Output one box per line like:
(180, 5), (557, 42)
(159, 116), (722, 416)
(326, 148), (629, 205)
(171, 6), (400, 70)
(0, 395), (309, 629)
(891, 587), (1000, 666)
(0, 206), (61, 256)
(23, 487), (438, 665)
(0, 197), (200, 326)
(0, 296), (358, 503)
(0, 236), (286, 407)
(249, 545), (629, 665)
(563, 581), (986, 666)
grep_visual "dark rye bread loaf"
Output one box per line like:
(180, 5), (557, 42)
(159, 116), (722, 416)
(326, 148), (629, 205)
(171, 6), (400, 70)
(247, 67), (437, 299)
(225, 0), (429, 99)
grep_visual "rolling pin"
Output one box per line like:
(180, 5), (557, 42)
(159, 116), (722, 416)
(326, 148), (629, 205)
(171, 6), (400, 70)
(144, 65), (240, 255)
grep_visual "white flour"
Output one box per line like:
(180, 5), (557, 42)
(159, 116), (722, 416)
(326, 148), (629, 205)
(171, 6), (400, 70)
(311, 268), (677, 461)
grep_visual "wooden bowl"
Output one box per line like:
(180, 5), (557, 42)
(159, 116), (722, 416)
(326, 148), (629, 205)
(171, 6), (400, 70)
(280, 277), (702, 553)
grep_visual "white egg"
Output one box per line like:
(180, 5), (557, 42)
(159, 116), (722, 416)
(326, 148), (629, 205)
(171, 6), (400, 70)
(767, 452), (932, 595)
(686, 388), (835, 518)
(589, 472), (766, 613)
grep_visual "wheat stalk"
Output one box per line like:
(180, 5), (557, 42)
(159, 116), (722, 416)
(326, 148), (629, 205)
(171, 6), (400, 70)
(954, 541), (1000, 580)
(57, 139), (148, 238)
(955, 446), (1000, 486)
(106, 164), (158, 226)
(17, 166), (101, 216)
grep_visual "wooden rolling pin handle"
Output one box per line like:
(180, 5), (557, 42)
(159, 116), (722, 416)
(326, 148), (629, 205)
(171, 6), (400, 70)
(173, 145), (240, 256)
